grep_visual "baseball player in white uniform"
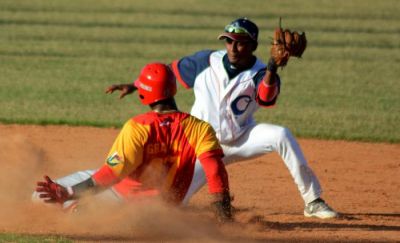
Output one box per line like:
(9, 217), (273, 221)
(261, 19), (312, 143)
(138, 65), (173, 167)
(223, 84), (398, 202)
(107, 18), (338, 219)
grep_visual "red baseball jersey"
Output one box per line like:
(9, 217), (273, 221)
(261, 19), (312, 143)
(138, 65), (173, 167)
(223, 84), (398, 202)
(92, 111), (227, 203)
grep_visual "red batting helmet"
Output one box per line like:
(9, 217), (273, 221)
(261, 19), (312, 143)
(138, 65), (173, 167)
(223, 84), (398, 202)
(134, 63), (177, 105)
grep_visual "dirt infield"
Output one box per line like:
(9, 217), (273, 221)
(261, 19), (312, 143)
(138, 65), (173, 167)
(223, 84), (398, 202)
(0, 124), (399, 242)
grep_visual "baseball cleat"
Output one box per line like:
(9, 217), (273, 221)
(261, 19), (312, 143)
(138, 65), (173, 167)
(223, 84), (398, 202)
(63, 200), (79, 213)
(304, 198), (338, 219)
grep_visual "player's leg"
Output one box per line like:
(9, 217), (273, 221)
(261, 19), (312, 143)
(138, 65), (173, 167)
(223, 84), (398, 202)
(181, 125), (273, 205)
(222, 123), (323, 204)
(183, 123), (336, 218)
(224, 123), (337, 218)
(183, 123), (318, 205)
(181, 160), (204, 205)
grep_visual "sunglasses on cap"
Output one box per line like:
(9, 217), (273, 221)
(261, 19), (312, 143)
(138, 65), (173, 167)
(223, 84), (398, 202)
(224, 24), (257, 41)
(225, 24), (250, 34)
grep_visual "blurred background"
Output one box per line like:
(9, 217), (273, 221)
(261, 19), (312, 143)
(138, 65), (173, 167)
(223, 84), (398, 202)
(1, 0), (399, 142)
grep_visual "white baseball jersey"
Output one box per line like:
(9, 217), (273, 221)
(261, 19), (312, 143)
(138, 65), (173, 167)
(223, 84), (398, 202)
(172, 50), (280, 144)
(172, 49), (323, 205)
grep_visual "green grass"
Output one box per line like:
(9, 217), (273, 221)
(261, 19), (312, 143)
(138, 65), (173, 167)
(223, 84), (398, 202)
(0, 0), (399, 143)
(0, 233), (71, 242)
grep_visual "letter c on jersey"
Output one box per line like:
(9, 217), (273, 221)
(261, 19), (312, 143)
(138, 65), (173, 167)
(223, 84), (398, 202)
(231, 95), (252, 116)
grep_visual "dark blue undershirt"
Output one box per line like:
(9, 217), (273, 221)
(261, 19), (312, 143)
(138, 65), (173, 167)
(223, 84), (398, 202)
(222, 54), (257, 80)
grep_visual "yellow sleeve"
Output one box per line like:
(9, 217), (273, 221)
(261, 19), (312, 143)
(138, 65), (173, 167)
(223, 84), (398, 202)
(181, 116), (221, 156)
(105, 119), (150, 179)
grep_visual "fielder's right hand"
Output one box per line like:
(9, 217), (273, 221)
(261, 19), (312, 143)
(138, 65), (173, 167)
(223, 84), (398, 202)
(105, 83), (136, 99)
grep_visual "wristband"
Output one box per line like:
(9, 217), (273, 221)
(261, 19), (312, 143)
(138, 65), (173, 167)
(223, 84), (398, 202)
(66, 186), (74, 197)
(71, 177), (96, 197)
(257, 80), (278, 103)
(267, 57), (278, 73)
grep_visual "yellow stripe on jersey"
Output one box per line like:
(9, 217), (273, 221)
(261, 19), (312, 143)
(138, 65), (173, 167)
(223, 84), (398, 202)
(180, 116), (221, 157)
(105, 119), (150, 179)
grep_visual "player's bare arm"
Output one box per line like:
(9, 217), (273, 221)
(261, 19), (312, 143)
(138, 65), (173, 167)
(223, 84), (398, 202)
(106, 65), (178, 99)
(105, 83), (137, 99)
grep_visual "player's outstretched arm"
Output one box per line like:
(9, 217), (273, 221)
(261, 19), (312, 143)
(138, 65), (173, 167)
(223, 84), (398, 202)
(36, 175), (101, 204)
(105, 83), (137, 99)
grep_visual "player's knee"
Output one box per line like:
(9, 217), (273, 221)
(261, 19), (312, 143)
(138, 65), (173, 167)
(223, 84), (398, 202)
(276, 126), (293, 141)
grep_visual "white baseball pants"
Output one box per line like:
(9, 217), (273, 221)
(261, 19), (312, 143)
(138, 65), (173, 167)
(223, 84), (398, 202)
(182, 123), (322, 205)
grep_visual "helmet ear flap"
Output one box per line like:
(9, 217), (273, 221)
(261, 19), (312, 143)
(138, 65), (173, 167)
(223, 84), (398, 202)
(134, 63), (177, 105)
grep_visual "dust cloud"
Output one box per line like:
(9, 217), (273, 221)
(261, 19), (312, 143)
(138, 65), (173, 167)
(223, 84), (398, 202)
(1, 124), (399, 242)
(0, 133), (230, 242)
(0, 134), (45, 209)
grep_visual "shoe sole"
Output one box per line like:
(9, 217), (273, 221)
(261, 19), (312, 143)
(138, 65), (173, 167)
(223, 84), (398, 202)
(304, 211), (338, 219)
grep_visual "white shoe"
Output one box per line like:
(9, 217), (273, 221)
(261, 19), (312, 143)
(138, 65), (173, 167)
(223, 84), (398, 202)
(304, 198), (338, 219)
(63, 200), (79, 213)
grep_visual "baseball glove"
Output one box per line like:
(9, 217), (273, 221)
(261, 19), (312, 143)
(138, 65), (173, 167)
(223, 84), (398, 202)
(270, 22), (307, 67)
